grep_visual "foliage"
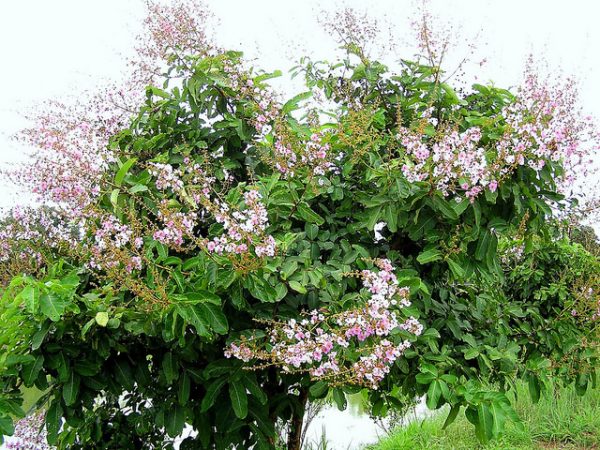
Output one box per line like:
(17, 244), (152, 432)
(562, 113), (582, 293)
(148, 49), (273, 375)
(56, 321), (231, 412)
(369, 382), (600, 450)
(569, 223), (600, 256)
(0, 2), (598, 449)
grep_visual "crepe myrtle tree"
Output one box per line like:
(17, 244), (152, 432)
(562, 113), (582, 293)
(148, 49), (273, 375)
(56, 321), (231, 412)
(0, 2), (599, 449)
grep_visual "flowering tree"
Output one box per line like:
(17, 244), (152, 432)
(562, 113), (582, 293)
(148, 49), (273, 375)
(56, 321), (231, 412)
(0, 2), (599, 449)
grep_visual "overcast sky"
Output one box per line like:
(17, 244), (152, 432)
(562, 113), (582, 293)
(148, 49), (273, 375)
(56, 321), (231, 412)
(1, 0), (599, 210)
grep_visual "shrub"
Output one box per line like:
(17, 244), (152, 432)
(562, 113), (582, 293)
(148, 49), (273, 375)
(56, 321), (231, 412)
(0, 2), (598, 449)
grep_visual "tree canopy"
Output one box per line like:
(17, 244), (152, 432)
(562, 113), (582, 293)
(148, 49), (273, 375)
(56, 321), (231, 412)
(0, 2), (599, 449)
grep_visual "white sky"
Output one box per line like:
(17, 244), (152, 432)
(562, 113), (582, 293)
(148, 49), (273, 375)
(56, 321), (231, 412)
(1, 0), (599, 211)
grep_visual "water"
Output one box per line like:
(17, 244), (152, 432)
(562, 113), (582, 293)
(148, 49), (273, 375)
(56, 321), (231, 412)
(302, 396), (430, 449)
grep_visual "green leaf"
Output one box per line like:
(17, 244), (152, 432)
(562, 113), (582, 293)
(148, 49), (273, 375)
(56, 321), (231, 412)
(22, 354), (44, 387)
(421, 363), (438, 377)
(40, 293), (69, 322)
(81, 318), (95, 339)
(442, 404), (460, 429)
(305, 224), (319, 240)
(250, 405), (276, 438)
(129, 184), (148, 194)
(203, 359), (239, 378)
(246, 275), (278, 303)
(477, 403), (494, 443)
(365, 205), (383, 230)
(498, 397), (524, 432)
(74, 359), (101, 377)
(254, 70), (283, 83)
(4, 356), (34, 370)
(95, 311), (109, 327)
(0, 399), (23, 419)
(384, 204), (398, 232)
(447, 257), (465, 279)
(196, 414), (212, 448)
(426, 380), (443, 409)
(198, 303), (228, 334)
(229, 380), (248, 419)
(288, 280), (307, 294)
(52, 351), (69, 382)
(200, 378), (226, 412)
(432, 195), (459, 220)
(282, 91), (312, 114)
(280, 260), (299, 280)
(165, 405), (186, 437)
(110, 188), (120, 208)
(416, 372), (436, 384)
(452, 198), (470, 216)
(175, 290), (221, 305)
(528, 374), (541, 403)
(464, 348), (480, 360)
(296, 204), (325, 225)
(441, 82), (465, 105)
(31, 322), (51, 350)
(475, 230), (492, 261)
(45, 400), (63, 444)
(484, 187), (498, 203)
(115, 157), (137, 187)
(333, 388), (347, 411)
(489, 399), (507, 437)
(309, 381), (329, 398)
(178, 372), (191, 405)
(115, 358), (134, 391)
(441, 374), (458, 384)
(20, 285), (38, 313)
(163, 352), (178, 384)
(0, 415), (14, 436)
(417, 248), (442, 264)
(176, 304), (211, 337)
(408, 213), (435, 240)
(243, 373), (267, 405)
(63, 373), (80, 406)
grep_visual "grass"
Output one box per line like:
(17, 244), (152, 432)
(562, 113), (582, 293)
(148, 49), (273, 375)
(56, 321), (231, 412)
(369, 383), (600, 450)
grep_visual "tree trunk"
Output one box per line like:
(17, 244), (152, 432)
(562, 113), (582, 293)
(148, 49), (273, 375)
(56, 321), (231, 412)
(287, 388), (309, 450)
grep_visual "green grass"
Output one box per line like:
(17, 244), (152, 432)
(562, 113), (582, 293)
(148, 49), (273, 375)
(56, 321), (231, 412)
(369, 383), (600, 450)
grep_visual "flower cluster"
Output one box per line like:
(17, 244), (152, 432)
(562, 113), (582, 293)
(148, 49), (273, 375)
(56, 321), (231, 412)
(225, 259), (422, 388)
(397, 66), (598, 203)
(0, 1), (214, 280)
(148, 163), (185, 192)
(8, 93), (124, 220)
(221, 58), (280, 139)
(271, 132), (341, 180)
(208, 190), (276, 258)
(0, 207), (83, 285)
(153, 202), (197, 248)
(149, 159), (216, 205)
(399, 125), (492, 201)
(89, 215), (142, 272)
(498, 66), (598, 192)
(222, 56), (343, 180)
(147, 158), (276, 259)
(5, 411), (51, 450)
(132, 0), (217, 85)
(0, 207), (79, 262)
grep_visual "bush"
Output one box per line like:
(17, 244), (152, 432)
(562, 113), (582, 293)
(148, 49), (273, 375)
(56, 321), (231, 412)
(0, 2), (598, 448)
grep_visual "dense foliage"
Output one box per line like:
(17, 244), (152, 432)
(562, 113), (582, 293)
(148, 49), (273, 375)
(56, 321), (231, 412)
(0, 3), (598, 449)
